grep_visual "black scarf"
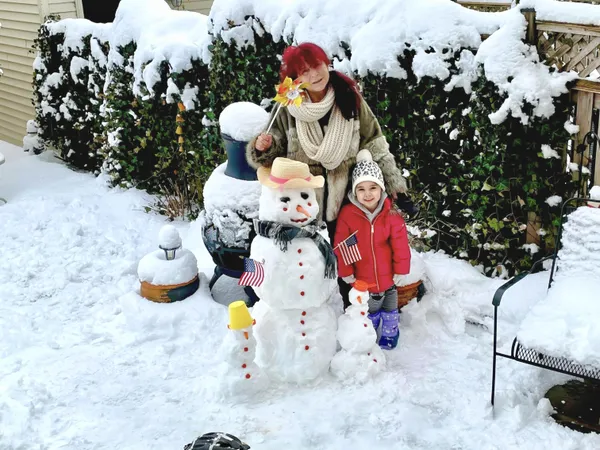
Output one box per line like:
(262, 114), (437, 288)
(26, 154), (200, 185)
(254, 220), (337, 279)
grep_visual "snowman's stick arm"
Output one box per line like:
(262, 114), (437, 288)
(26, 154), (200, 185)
(333, 230), (358, 251)
(264, 104), (283, 135)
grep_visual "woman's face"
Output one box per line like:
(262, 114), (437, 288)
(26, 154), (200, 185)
(297, 62), (330, 94)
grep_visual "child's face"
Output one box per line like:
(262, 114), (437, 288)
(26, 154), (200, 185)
(355, 181), (382, 212)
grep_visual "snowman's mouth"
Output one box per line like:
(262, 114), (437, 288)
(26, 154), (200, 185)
(291, 218), (309, 223)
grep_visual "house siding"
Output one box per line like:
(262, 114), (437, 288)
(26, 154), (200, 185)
(181, 0), (212, 15)
(0, 0), (40, 145)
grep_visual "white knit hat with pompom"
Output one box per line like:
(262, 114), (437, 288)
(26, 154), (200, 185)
(352, 149), (386, 194)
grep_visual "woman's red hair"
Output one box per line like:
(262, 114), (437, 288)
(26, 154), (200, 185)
(280, 42), (361, 120)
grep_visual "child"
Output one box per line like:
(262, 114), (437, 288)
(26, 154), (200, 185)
(333, 149), (411, 349)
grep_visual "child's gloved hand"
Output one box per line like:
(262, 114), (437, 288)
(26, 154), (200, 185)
(393, 274), (409, 286)
(342, 274), (356, 284)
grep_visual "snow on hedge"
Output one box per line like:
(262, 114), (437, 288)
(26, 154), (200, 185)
(209, 0), (582, 124)
(45, 0), (210, 97)
(39, 0), (600, 123)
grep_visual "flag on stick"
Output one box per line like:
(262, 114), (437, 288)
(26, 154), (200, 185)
(239, 258), (265, 287)
(335, 232), (362, 266)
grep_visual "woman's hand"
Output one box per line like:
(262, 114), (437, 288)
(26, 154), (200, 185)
(255, 133), (273, 152)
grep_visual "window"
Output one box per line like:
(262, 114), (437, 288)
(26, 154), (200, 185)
(82, 0), (121, 23)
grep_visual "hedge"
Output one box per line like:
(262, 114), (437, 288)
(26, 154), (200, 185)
(33, 12), (577, 274)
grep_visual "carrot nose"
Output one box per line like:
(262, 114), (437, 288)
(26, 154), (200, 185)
(243, 331), (249, 340)
(296, 205), (311, 217)
(357, 295), (362, 304)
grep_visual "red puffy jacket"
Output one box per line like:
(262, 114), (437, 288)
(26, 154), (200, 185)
(334, 197), (411, 293)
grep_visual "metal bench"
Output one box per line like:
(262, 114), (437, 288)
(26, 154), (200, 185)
(491, 197), (600, 406)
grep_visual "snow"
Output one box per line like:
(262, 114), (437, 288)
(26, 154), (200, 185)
(331, 286), (386, 382)
(518, 206), (600, 367)
(564, 120), (579, 135)
(3, 142), (600, 446)
(541, 144), (560, 159)
(590, 185), (600, 201)
(22, 121), (44, 155)
(201, 163), (261, 248)
(400, 249), (427, 286)
(545, 195), (562, 207)
(210, 0), (576, 124)
(137, 248), (197, 285)
(45, 1), (210, 98)
(158, 224), (182, 250)
(215, 305), (268, 399)
(521, 0), (600, 26)
(219, 102), (270, 141)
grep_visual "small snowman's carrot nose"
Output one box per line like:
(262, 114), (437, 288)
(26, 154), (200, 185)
(296, 205), (311, 217)
(357, 295), (362, 304)
(243, 331), (249, 340)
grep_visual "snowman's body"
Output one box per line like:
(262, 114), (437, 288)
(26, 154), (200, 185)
(250, 185), (339, 383)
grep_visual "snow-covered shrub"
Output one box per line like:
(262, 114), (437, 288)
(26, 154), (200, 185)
(33, 16), (109, 171)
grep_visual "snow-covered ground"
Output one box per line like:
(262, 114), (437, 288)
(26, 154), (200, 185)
(1, 140), (599, 449)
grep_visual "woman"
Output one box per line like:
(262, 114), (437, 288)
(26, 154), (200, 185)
(246, 42), (407, 239)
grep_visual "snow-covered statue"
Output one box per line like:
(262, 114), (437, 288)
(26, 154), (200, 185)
(217, 300), (267, 398)
(330, 280), (386, 382)
(249, 157), (340, 383)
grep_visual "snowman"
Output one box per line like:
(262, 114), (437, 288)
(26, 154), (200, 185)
(217, 300), (267, 398)
(249, 158), (340, 383)
(331, 280), (386, 382)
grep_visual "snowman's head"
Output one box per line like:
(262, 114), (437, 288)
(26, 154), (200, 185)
(349, 280), (373, 306)
(259, 186), (319, 227)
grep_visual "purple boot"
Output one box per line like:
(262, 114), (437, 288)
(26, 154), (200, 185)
(379, 310), (399, 350)
(367, 311), (381, 330)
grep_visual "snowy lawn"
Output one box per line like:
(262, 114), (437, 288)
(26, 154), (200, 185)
(1, 141), (599, 449)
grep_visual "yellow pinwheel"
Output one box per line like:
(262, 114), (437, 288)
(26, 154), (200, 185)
(265, 77), (310, 133)
(273, 77), (309, 107)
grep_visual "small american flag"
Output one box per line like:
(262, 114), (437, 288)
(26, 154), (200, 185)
(239, 258), (265, 287)
(336, 232), (362, 266)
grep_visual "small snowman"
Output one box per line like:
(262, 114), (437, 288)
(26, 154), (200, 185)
(217, 300), (267, 398)
(138, 225), (199, 302)
(331, 280), (386, 382)
(249, 158), (340, 383)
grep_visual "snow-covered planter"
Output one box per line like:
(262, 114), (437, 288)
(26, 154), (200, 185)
(396, 249), (427, 308)
(138, 225), (199, 302)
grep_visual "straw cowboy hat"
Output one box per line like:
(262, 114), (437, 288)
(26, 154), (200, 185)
(257, 157), (324, 190)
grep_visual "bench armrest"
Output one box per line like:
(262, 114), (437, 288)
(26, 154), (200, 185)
(492, 255), (554, 307)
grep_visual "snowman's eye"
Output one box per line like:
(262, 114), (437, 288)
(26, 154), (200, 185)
(301, 192), (309, 200)
(280, 197), (290, 203)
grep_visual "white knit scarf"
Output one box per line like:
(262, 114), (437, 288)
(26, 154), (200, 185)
(287, 87), (354, 170)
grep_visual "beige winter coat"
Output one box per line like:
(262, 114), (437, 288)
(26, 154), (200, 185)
(246, 97), (407, 221)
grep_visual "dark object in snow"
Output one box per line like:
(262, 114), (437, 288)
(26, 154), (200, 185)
(545, 380), (600, 433)
(395, 192), (419, 218)
(203, 223), (259, 307)
(184, 432), (251, 450)
(490, 197), (600, 408)
(222, 133), (258, 181)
